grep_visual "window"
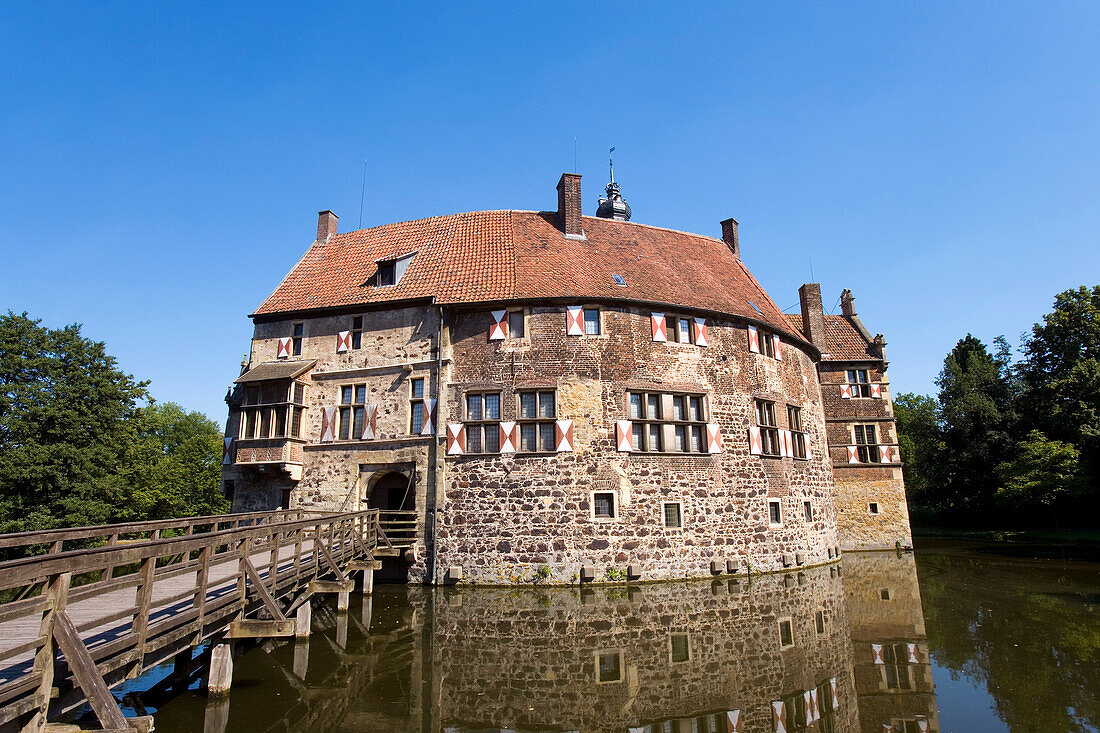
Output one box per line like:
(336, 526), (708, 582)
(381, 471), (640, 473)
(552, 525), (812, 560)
(465, 392), (501, 453)
(755, 399), (780, 456)
(663, 502), (682, 529)
(377, 261), (395, 286)
(669, 634), (690, 663)
(507, 309), (526, 340)
(409, 378), (425, 434)
(628, 391), (707, 453)
(882, 644), (912, 690)
(593, 491), (616, 519)
(778, 618), (794, 648)
(292, 323), (304, 356)
(238, 380), (306, 440)
(804, 501), (813, 522)
(761, 329), (776, 358)
(222, 480), (235, 501)
(788, 405), (807, 459)
(869, 502), (880, 515)
(815, 610), (826, 634)
(583, 308), (601, 335)
(612, 273), (627, 286)
(847, 369), (872, 398)
(880, 588), (891, 600)
(517, 390), (556, 452)
(595, 651), (622, 683)
(855, 424), (881, 463)
(667, 315), (693, 344)
(338, 384), (367, 440)
(769, 499), (782, 526)
(351, 316), (363, 349)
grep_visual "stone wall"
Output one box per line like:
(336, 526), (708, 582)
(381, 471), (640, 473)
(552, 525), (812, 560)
(436, 305), (842, 583)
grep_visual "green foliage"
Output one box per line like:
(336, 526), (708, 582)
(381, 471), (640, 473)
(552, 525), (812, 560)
(893, 393), (943, 508)
(0, 312), (226, 533)
(996, 430), (1085, 510)
(604, 567), (626, 582)
(532, 564), (551, 585)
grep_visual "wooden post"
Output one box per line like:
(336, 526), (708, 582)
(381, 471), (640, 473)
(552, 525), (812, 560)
(362, 568), (374, 595)
(21, 572), (70, 733)
(337, 590), (349, 613)
(361, 596), (372, 632)
(207, 643), (233, 696)
(292, 639), (309, 680)
(336, 612), (348, 649)
(294, 599), (311, 639)
(194, 545), (211, 645)
(129, 555), (156, 678)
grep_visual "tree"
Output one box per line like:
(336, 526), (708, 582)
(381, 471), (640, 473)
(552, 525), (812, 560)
(935, 335), (1017, 518)
(996, 430), (1085, 516)
(0, 312), (148, 532)
(893, 392), (944, 513)
(123, 402), (229, 521)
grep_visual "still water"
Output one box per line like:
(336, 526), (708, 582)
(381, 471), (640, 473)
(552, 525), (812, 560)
(142, 541), (1098, 733)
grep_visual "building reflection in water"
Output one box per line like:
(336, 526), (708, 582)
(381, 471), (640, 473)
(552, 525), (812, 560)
(154, 554), (938, 733)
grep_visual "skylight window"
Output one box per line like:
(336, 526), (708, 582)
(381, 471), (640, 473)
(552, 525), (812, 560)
(747, 300), (764, 315)
(612, 274), (627, 286)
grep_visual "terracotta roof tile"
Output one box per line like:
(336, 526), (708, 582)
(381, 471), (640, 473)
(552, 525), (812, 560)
(782, 313), (879, 361)
(254, 210), (800, 342)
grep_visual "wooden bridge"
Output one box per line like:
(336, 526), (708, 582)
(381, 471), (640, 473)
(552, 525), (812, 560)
(0, 508), (415, 732)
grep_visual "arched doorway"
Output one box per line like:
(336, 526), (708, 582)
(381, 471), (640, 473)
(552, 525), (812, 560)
(366, 471), (415, 512)
(364, 470), (416, 583)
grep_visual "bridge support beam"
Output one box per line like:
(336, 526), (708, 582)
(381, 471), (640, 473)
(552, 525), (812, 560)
(295, 599), (311, 638)
(207, 643), (233, 696)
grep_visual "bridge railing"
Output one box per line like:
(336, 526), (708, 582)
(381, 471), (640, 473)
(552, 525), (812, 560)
(0, 509), (383, 732)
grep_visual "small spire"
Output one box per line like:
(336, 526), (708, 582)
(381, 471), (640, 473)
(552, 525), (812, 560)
(596, 146), (631, 221)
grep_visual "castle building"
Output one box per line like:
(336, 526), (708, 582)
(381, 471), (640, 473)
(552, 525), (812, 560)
(221, 173), (912, 584)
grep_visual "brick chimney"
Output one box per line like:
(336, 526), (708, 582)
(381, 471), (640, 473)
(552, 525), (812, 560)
(317, 210), (338, 241)
(556, 173), (584, 239)
(720, 218), (740, 259)
(798, 283), (828, 348)
(840, 288), (856, 317)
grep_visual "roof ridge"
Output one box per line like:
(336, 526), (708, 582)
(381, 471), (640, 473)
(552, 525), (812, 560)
(580, 214), (725, 243)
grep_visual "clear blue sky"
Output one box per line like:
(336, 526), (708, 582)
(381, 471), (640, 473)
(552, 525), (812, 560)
(3, 3), (1098, 421)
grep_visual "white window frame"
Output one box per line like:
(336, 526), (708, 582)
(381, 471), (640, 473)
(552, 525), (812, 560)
(593, 649), (624, 683)
(768, 499), (783, 527)
(591, 490), (617, 521)
(662, 501), (684, 530)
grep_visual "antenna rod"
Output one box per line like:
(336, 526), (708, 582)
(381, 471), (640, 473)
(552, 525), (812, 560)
(809, 255), (815, 283)
(609, 146), (616, 183)
(358, 159), (367, 230)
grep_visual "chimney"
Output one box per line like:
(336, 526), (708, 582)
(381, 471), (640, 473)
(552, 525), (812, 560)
(798, 283), (828, 348)
(317, 210), (338, 241)
(556, 173), (584, 239)
(840, 289), (856, 317)
(720, 218), (739, 259)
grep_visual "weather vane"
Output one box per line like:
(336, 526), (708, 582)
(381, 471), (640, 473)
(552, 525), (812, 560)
(609, 146), (616, 183)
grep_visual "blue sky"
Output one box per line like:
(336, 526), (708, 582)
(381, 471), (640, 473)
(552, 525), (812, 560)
(3, 3), (1099, 421)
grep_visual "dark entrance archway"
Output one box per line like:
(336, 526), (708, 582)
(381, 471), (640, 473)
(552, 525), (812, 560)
(366, 471), (415, 512)
(363, 469), (416, 583)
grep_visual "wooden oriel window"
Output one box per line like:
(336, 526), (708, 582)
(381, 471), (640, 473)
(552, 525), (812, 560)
(756, 399), (781, 456)
(518, 390), (556, 452)
(239, 380), (306, 440)
(465, 391), (501, 453)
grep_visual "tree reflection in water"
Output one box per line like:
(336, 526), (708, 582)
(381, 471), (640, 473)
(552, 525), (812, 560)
(152, 554), (948, 732)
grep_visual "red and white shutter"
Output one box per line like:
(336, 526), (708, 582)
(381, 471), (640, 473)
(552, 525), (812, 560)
(706, 423), (722, 453)
(907, 643), (921, 664)
(499, 421), (518, 453)
(803, 691), (812, 722)
(361, 404), (378, 440)
(830, 677), (839, 709)
(445, 423), (465, 455)
(336, 331), (351, 353)
(277, 337), (292, 359)
(748, 426), (763, 455)
(420, 398), (437, 435)
(871, 643), (885, 664)
(726, 710), (742, 733)
(882, 725), (894, 733)
(848, 445), (860, 464)
(809, 688), (819, 722)
(693, 317), (708, 347)
(555, 419), (574, 452)
(747, 325), (760, 353)
(489, 310), (508, 341)
(616, 420), (633, 452)
(916, 719), (929, 733)
(870, 383), (882, 399)
(772, 700), (787, 733)
(772, 334), (782, 360)
(880, 446), (893, 463)
(222, 437), (234, 465)
(320, 406), (336, 443)
(651, 313), (667, 342)
(840, 383), (853, 399)
(566, 306), (584, 335)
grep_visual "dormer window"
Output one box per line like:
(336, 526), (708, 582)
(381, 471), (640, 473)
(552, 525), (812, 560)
(370, 251), (416, 288)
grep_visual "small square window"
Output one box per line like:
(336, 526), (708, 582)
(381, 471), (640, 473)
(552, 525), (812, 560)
(595, 651), (622, 683)
(769, 500), (782, 526)
(778, 618), (794, 648)
(663, 503), (682, 529)
(670, 634), (690, 663)
(804, 501), (813, 522)
(583, 308), (601, 335)
(880, 588), (891, 600)
(593, 492), (616, 519)
(377, 261), (396, 286)
(869, 502), (880, 515)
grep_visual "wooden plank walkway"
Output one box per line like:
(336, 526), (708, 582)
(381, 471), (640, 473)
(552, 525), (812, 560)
(0, 509), (413, 733)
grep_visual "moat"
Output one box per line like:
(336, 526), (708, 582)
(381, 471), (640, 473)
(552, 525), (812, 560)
(120, 540), (1098, 732)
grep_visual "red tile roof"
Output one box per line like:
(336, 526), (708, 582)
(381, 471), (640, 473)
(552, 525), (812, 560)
(254, 210), (803, 343)
(782, 313), (881, 361)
